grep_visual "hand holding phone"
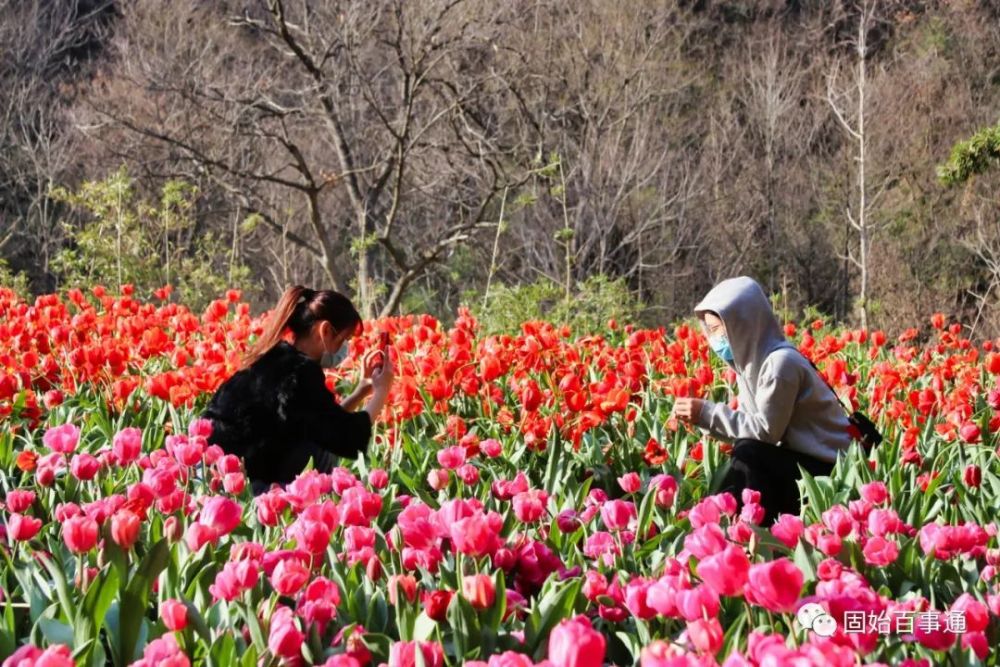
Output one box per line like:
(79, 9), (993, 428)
(375, 332), (390, 373)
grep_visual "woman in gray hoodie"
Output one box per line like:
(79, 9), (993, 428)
(673, 276), (852, 526)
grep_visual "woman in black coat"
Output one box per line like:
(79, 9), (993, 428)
(202, 285), (395, 495)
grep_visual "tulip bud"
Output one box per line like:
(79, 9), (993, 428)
(111, 510), (141, 550)
(422, 590), (452, 622)
(427, 469), (450, 491)
(164, 516), (182, 543)
(964, 464), (982, 488)
(462, 574), (496, 610)
(160, 599), (189, 632)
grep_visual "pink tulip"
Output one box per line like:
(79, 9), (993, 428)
(684, 523), (728, 560)
(198, 496), (241, 536)
(744, 558), (803, 613)
(321, 657), (362, 667)
(6, 489), (35, 513)
(513, 489), (548, 523)
(131, 633), (190, 667)
(959, 422), (980, 443)
(862, 536), (899, 566)
(481, 438), (503, 457)
(70, 453), (100, 481)
(457, 463), (480, 485)
(267, 606), (304, 659)
(427, 469), (450, 491)
(450, 512), (501, 558)
(43, 423), (80, 454)
(548, 615), (606, 667)
(7, 513), (42, 541)
(675, 584), (720, 622)
(436, 446), (466, 469)
(62, 515), (99, 553)
(950, 593), (989, 632)
(601, 499), (636, 532)
(860, 481), (889, 505)
(188, 418), (213, 438)
(368, 469), (389, 489)
(462, 574), (496, 609)
(184, 523), (219, 552)
(389, 640), (445, 667)
(912, 611), (956, 651)
(688, 617), (724, 655)
(112, 428), (143, 466)
(618, 472), (641, 494)
(111, 509), (141, 550)
(271, 558), (310, 596)
(651, 474), (678, 508)
(696, 543), (750, 597)
(160, 599), (189, 632)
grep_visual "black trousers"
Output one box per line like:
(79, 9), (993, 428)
(717, 439), (834, 527)
(250, 442), (336, 496)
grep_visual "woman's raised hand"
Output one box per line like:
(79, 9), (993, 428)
(360, 349), (381, 380)
(673, 397), (703, 423)
(370, 347), (395, 393)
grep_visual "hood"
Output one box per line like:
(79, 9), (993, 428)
(694, 276), (794, 381)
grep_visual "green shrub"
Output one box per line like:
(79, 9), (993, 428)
(463, 274), (643, 337)
(49, 167), (254, 310)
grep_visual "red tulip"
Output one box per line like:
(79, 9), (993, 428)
(964, 464), (982, 488)
(43, 389), (63, 409)
(912, 611), (956, 651)
(422, 589), (452, 622)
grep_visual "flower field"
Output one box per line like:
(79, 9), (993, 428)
(0, 285), (999, 667)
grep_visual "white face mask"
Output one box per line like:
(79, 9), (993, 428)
(320, 332), (348, 368)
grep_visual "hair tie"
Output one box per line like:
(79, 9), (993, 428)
(297, 287), (316, 304)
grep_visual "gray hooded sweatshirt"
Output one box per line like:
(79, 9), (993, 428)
(692, 276), (851, 463)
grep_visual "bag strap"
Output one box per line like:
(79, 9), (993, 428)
(796, 350), (853, 417)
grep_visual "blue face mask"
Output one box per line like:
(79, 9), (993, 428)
(709, 334), (734, 364)
(321, 338), (348, 368)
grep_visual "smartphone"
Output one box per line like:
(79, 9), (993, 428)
(376, 332), (390, 372)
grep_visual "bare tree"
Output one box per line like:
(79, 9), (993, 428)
(82, 0), (528, 317)
(825, 0), (897, 330)
(0, 0), (112, 286)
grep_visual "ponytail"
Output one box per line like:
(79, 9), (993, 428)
(241, 285), (362, 369)
(242, 285), (311, 368)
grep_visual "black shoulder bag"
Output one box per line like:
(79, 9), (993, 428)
(800, 352), (883, 450)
